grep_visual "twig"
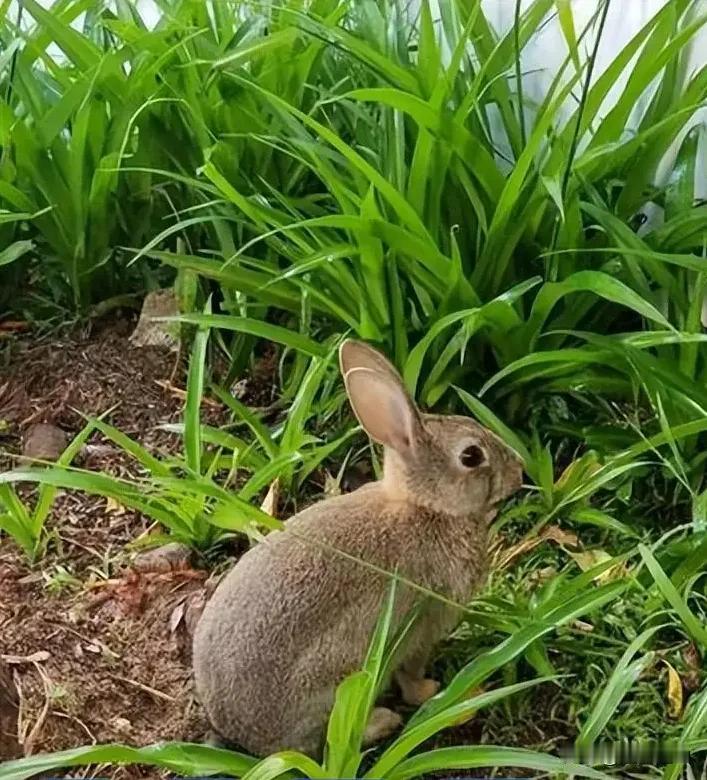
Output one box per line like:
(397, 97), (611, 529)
(2, 651), (50, 665)
(108, 673), (177, 702)
(51, 710), (97, 744)
(13, 671), (24, 746)
(23, 662), (52, 755)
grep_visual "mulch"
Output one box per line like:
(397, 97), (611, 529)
(0, 317), (231, 777)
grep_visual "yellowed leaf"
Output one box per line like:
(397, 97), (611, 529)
(541, 525), (580, 549)
(105, 496), (126, 516)
(664, 661), (684, 719)
(323, 471), (341, 498)
(568, 549), (626, 584)
(554, 455), (600, 491)
(260, 479), (280, 518)
(494, 538), (542, 570)
(494, 524), (580, 570)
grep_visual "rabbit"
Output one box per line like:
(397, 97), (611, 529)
(192, 339), (523, 758)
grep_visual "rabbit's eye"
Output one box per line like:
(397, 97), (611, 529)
(460, 444), (486, 468)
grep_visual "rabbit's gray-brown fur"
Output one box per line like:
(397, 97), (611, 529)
(193, 340), (522, 757)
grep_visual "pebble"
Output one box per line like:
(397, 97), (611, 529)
(132, 542), (193, 573)
(22, 423), (68, 461)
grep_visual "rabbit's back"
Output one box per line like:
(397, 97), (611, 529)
(193, 484), (487, 754)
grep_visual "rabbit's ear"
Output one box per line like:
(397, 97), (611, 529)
(344, 366), (422, 454)
(339, 339), (402, 383)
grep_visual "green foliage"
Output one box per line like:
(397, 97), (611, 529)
(0, 329), (350, 551)
(0, 419), (94, 558)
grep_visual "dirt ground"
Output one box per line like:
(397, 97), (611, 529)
(0, 317), (233, 777)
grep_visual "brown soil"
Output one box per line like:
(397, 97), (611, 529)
(0, 318), (228, 777)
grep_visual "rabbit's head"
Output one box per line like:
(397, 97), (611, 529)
(340, 340), (523, 520)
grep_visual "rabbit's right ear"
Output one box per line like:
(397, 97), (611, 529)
(340, 341), (422, 454)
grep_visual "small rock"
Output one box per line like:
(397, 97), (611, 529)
(129, 289), (180, 351)
(111, 716), (132, 735)
(132, 542), (193, 574)
(22, 423), (68, 462)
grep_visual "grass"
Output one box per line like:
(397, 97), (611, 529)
(0, 0), (706, 776)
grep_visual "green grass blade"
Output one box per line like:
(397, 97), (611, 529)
(577, 625), (664, 746)
(185, 309), (210, 476)
(172, 315), (326, 358)
(387, 745), (611, 780)
(638, 544), (707, 647)
(0, 742), (257, 780)
(368, 677), (553, 778)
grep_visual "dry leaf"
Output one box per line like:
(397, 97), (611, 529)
(572, 620), (594, 632)
(568, 549), (626, 584)
(169, 601), (186, 634)
(541, 525), (580, 549)
(184, 591), (207, 638)
(494, 537), (541, 569)
(129, 289), (180, 350)
(528, 565), (558, 585)
(260, 479), (280, 518)
(664, 660), (684, 719)
(105, 496), (126, 516)
(494, 524), (581, 570)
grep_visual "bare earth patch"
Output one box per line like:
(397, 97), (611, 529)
(0, 319), (223, 775)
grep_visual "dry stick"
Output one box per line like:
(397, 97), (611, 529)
(12, 671), (24, 747)
(51, 710), (97, 744)
(108, 673), (177, 703)
(23, 662), (52, 756)
(2, 651), (50, 665)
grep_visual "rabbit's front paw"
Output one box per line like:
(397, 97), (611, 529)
(397, 674), (440, 706)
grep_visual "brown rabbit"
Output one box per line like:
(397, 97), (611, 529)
(192, 339), (522, 757)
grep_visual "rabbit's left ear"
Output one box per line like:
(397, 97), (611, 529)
(343, 367), (422, 454)
(341, 340), (422, 455)
(339, 339), (404, 385)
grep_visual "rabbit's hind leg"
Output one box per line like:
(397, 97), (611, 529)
(279, 687), (333, 758)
